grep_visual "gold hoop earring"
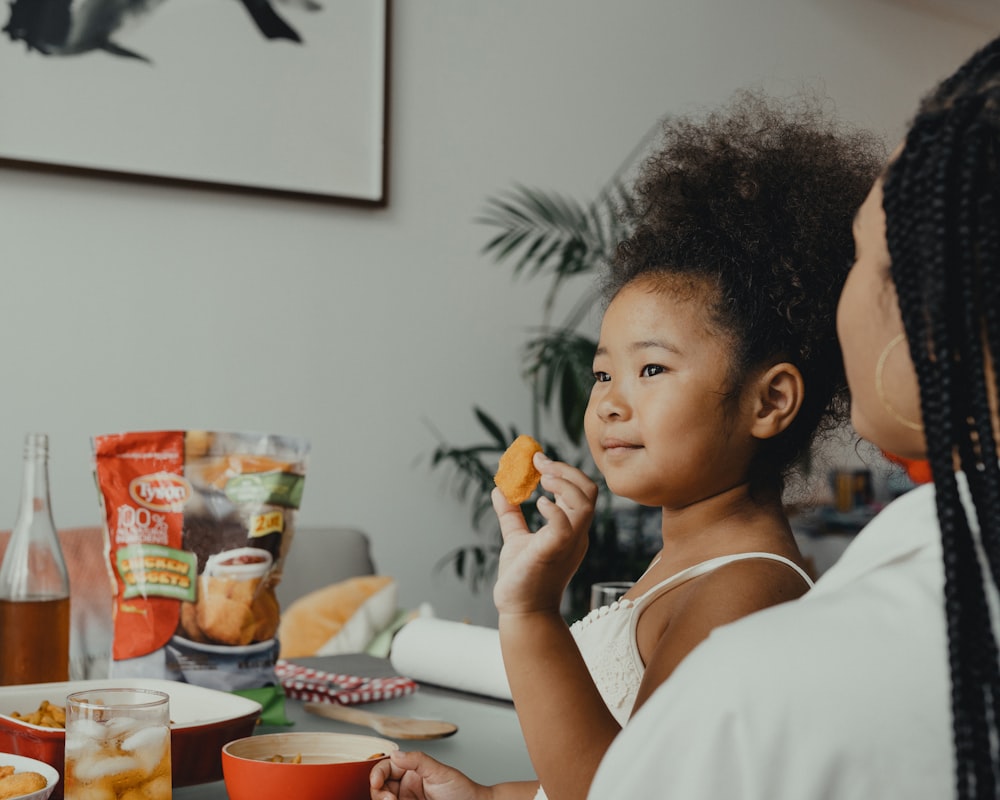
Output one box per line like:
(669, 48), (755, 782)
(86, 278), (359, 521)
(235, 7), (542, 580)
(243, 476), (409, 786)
(875, 333), (924, 432)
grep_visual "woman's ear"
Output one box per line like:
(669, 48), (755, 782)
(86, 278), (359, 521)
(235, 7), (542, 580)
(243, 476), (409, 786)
(749, 362), (804, 440)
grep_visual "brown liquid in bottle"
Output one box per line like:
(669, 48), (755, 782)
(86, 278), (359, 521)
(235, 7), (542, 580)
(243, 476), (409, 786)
(0, 433), (71, 684)
(0, 596), (70, 683)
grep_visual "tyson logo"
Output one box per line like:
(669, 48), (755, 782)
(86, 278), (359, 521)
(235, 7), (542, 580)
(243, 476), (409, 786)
(129, 472), (192, 512)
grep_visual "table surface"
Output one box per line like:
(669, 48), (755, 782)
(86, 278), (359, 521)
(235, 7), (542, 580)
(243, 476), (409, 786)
(175, 654), (535, 798)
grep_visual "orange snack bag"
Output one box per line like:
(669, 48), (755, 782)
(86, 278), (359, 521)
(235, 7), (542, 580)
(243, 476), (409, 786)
(92, 430), (308, 689)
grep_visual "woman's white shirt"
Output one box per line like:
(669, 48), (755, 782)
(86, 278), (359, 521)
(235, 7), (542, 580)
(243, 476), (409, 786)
(589, 480), (971, 799)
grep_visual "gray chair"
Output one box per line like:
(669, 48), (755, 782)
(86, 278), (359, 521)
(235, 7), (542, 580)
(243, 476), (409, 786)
(274, 526), (376, 609)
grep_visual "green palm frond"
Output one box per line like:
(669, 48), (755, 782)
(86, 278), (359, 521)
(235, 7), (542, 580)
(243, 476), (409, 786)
(477, 181), (633, 313)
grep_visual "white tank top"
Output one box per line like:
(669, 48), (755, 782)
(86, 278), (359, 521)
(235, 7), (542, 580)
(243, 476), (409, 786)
(532, 552), (813, 800)
(572, 551), (813, 725)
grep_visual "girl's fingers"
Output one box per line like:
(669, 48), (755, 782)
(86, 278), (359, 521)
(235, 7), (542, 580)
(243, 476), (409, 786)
(370, 750), (420, 787)
(533, 496), (579, 551)
(534, 455), (598, 505)
(539, 478), (595, 535)
(493, 487), (529, 542)
(492, 485), (516, 514)
(534, 452), (596, 491)
(494, 472), (591, 545)
(540, 472), (592, 511)
(370, 758), (389, 788)
(369, 763), (398, 797)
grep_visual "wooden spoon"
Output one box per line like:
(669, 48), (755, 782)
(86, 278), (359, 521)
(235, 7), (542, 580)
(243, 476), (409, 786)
(304, 702), (459, 740)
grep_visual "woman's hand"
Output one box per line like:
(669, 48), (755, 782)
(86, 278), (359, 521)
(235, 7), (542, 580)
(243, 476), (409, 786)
(370, 751), (488, 800)
(492, 453), (597, 616)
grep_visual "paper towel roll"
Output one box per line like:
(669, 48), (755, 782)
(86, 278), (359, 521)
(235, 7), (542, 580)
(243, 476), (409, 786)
(390, 617), (512, 701)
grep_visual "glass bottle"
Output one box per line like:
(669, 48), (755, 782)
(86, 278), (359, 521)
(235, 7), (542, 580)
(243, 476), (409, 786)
(0, 433), (70, 684)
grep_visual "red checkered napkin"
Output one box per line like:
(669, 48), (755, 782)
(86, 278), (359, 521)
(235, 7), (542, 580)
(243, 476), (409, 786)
(275, 659), (418, 705)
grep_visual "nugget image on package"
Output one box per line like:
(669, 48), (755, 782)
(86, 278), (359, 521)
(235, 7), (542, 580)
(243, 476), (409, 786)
(494, 435), (543, 505)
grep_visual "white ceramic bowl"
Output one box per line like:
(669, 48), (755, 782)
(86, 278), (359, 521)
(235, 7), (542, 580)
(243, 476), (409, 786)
(0, 752), (59, 800)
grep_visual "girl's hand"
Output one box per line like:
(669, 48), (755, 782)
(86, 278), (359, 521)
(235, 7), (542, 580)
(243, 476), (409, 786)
(370, 750), (488, 800)
(492, 453), (597, 616)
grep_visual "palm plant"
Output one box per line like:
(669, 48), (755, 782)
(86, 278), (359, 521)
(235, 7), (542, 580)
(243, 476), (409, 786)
(430, 146), (662, 619)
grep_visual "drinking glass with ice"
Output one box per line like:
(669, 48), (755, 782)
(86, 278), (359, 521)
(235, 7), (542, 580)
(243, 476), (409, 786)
(64, 688), (171, 800)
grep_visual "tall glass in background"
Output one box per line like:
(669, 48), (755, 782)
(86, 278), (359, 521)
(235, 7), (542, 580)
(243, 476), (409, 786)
(64, 688), (172, 800)
(0, 432), (70, 684)
(590, 581), (635, 611)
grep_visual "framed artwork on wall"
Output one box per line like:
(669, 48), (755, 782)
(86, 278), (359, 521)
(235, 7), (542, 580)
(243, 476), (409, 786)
(0, 0), (390, 206)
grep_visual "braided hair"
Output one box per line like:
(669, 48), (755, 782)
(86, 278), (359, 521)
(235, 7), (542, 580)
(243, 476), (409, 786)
(882, 37), (1000, 799)
(606, 90), (884, 495)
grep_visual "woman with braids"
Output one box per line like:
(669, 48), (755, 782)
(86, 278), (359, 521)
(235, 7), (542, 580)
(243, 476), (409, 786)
(588, 36), (1000, 800)
(371, 91), (882, 800)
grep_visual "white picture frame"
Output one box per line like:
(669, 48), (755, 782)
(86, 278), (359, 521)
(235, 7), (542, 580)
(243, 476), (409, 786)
(0, 0), (389, 205)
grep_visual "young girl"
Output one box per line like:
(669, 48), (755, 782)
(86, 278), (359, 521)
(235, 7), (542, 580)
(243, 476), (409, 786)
(371, 90), (883, 800)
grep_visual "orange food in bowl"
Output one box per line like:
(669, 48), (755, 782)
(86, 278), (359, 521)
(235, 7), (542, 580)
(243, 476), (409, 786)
(494, 435), (543, 505)
(222, 732), (397, 800)
(0, 754), (58, 800)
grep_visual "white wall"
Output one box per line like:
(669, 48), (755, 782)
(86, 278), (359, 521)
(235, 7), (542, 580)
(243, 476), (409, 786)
(0, 0), (992, 625)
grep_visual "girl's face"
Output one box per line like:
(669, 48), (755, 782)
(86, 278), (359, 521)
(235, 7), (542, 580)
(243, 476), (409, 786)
(584, 278), (758, 509)
(836, 177), (926, 459)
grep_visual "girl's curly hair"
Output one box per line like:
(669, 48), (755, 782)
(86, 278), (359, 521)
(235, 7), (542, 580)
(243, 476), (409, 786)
(606, 89), (885, 492)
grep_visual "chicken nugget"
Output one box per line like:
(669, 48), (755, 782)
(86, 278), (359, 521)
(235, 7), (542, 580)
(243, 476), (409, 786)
(196, 576), (256, 645)
(0, 770), (47, 799)
(494, 435), (543, 505)
(225, 575), (262, 606)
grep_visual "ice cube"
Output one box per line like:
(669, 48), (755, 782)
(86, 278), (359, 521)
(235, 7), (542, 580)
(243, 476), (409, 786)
(105, 715), (142, 737)
(121, 725), (169, 772)
(119, 774), (171, 800)
(68, 784), (116, 800)
(66, 720), (104, 759)
(73, 753), (141, 782)
(67, 718), (107, 743)
(120, 725), (168, 754)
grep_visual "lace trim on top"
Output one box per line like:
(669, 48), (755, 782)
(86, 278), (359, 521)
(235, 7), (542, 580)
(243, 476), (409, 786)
(573, 597), (636, 628)
(570, 599), (640, 716)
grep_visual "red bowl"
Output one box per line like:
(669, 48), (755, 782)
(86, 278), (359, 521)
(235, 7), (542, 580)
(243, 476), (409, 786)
(0, 678), (261, 800)
(222, 731), (397, 800)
